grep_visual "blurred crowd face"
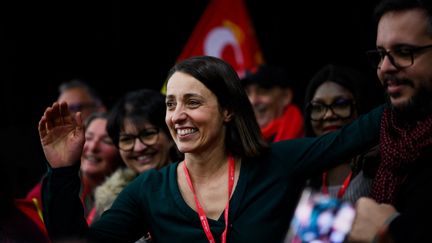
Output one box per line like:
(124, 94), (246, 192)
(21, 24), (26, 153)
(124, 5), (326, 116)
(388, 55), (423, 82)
(244, 84), (292, 128)
(310, 81), (357, 136)
(81, 118), (121, 183)
(119, 119), (174, 173)
(57, 87), (105, 120)
(376, 9), (432, 112)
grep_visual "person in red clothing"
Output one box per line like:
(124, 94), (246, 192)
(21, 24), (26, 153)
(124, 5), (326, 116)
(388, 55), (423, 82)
(242, 64), (304, 142)
(1, 161), (50, 242)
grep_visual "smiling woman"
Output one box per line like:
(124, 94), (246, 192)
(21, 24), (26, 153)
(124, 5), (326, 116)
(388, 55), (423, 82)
(80, 112), (124, 223)
(303, 64), (383, 204)
(165, 71), (235, 155)
(91, 89), (181, 229)
(38, 56), (384, 242)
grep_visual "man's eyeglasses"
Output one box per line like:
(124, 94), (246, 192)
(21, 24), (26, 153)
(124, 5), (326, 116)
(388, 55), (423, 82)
(68, 102), (99, 113)
(118, 127), (159, 151)
(308, 99), (355, 121)
(366, 44), (432, 69)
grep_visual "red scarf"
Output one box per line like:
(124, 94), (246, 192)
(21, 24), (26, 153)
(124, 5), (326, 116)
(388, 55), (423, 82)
(14, 198), (49, 240)
(370, 108), (432, 204)
(261, 104), (304, 142)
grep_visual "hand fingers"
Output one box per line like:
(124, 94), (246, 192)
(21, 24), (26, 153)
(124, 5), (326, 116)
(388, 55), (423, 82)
(74, 111), (83, 129)
(38, 115), (47, 138)
(354, 197), (375, 210)
(44, 105), (55, 131)
(48, 102), (72, 128)
(59, 101), (70, 123)
(50, 102), (63, 126)
(42, 102), (65, 131)
(39, 101), (77, 136)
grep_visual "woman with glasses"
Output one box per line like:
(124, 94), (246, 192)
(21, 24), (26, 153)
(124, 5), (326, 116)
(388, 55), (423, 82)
(303, 64), (384, 203)
(90, 89), (182, 228)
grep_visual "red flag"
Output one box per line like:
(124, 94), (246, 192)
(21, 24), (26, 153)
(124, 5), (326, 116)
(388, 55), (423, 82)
(162, 0), (264, 93)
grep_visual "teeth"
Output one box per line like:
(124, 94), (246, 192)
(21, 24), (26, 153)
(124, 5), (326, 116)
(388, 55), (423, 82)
(177, 128), (196, 135)
(85, 155), (99, 163)
(137, 155), (150, 161)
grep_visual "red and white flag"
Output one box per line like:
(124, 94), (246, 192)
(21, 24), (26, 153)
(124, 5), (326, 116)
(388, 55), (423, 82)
(162, 0), (264, 93)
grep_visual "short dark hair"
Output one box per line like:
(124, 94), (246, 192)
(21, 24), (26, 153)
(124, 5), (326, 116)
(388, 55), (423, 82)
(107, 89), (168, 146)
(58, 79), (104, 106)
(107, 89), (182, 163)
(167, 56), (269, 158)
(373, 0), (432, 35)
(241, 64), (293, 89)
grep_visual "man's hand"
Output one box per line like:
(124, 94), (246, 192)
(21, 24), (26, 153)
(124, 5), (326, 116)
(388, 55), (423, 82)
(348, 197), (397, 243)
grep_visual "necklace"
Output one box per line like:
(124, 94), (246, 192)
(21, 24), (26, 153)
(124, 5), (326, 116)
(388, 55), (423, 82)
(182, 155), (235, 243)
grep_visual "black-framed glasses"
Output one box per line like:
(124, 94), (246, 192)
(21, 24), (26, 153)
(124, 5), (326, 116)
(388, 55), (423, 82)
(68, 102), (99, 113)
(118, 127), (160, 151)
(366, 44), (432, 69)
(308, 99), (355, 121)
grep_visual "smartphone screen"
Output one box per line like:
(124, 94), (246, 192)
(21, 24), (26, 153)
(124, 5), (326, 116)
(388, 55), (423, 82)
(285, 188), (355, 243)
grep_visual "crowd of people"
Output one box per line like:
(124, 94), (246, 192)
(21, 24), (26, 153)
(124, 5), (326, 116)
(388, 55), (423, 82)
(2, 0), (431, 242)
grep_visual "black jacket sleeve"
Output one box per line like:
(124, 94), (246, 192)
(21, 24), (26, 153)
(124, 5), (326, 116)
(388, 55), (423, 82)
(42, 164), (88, 241)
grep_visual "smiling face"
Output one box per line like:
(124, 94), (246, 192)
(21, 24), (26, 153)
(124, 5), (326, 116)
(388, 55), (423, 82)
(244, 84), (292, 128)
(165, 72), (231, 155)
(376, 8), (432, 111)
(310, 81), (357, 136)
(81, 118), (120, 183)
(119, 119), (174, 173)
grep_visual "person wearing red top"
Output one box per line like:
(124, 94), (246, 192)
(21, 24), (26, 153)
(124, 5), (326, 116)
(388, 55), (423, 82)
(242, 65), (304, 142)
(1, 159), (50, 242)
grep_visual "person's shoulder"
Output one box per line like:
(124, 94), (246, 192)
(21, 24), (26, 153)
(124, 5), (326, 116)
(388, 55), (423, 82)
(134, 162), (179, 186)
(117, 162), (178, 199)
(96, 167), (137, 198)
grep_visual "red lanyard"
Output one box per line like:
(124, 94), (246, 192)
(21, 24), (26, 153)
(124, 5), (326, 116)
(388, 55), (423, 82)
(182, 155), (235, 243)
(322, 170), (352, 199)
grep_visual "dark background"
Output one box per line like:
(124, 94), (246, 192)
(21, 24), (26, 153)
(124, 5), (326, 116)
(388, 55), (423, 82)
(5, 0), (381, 197)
